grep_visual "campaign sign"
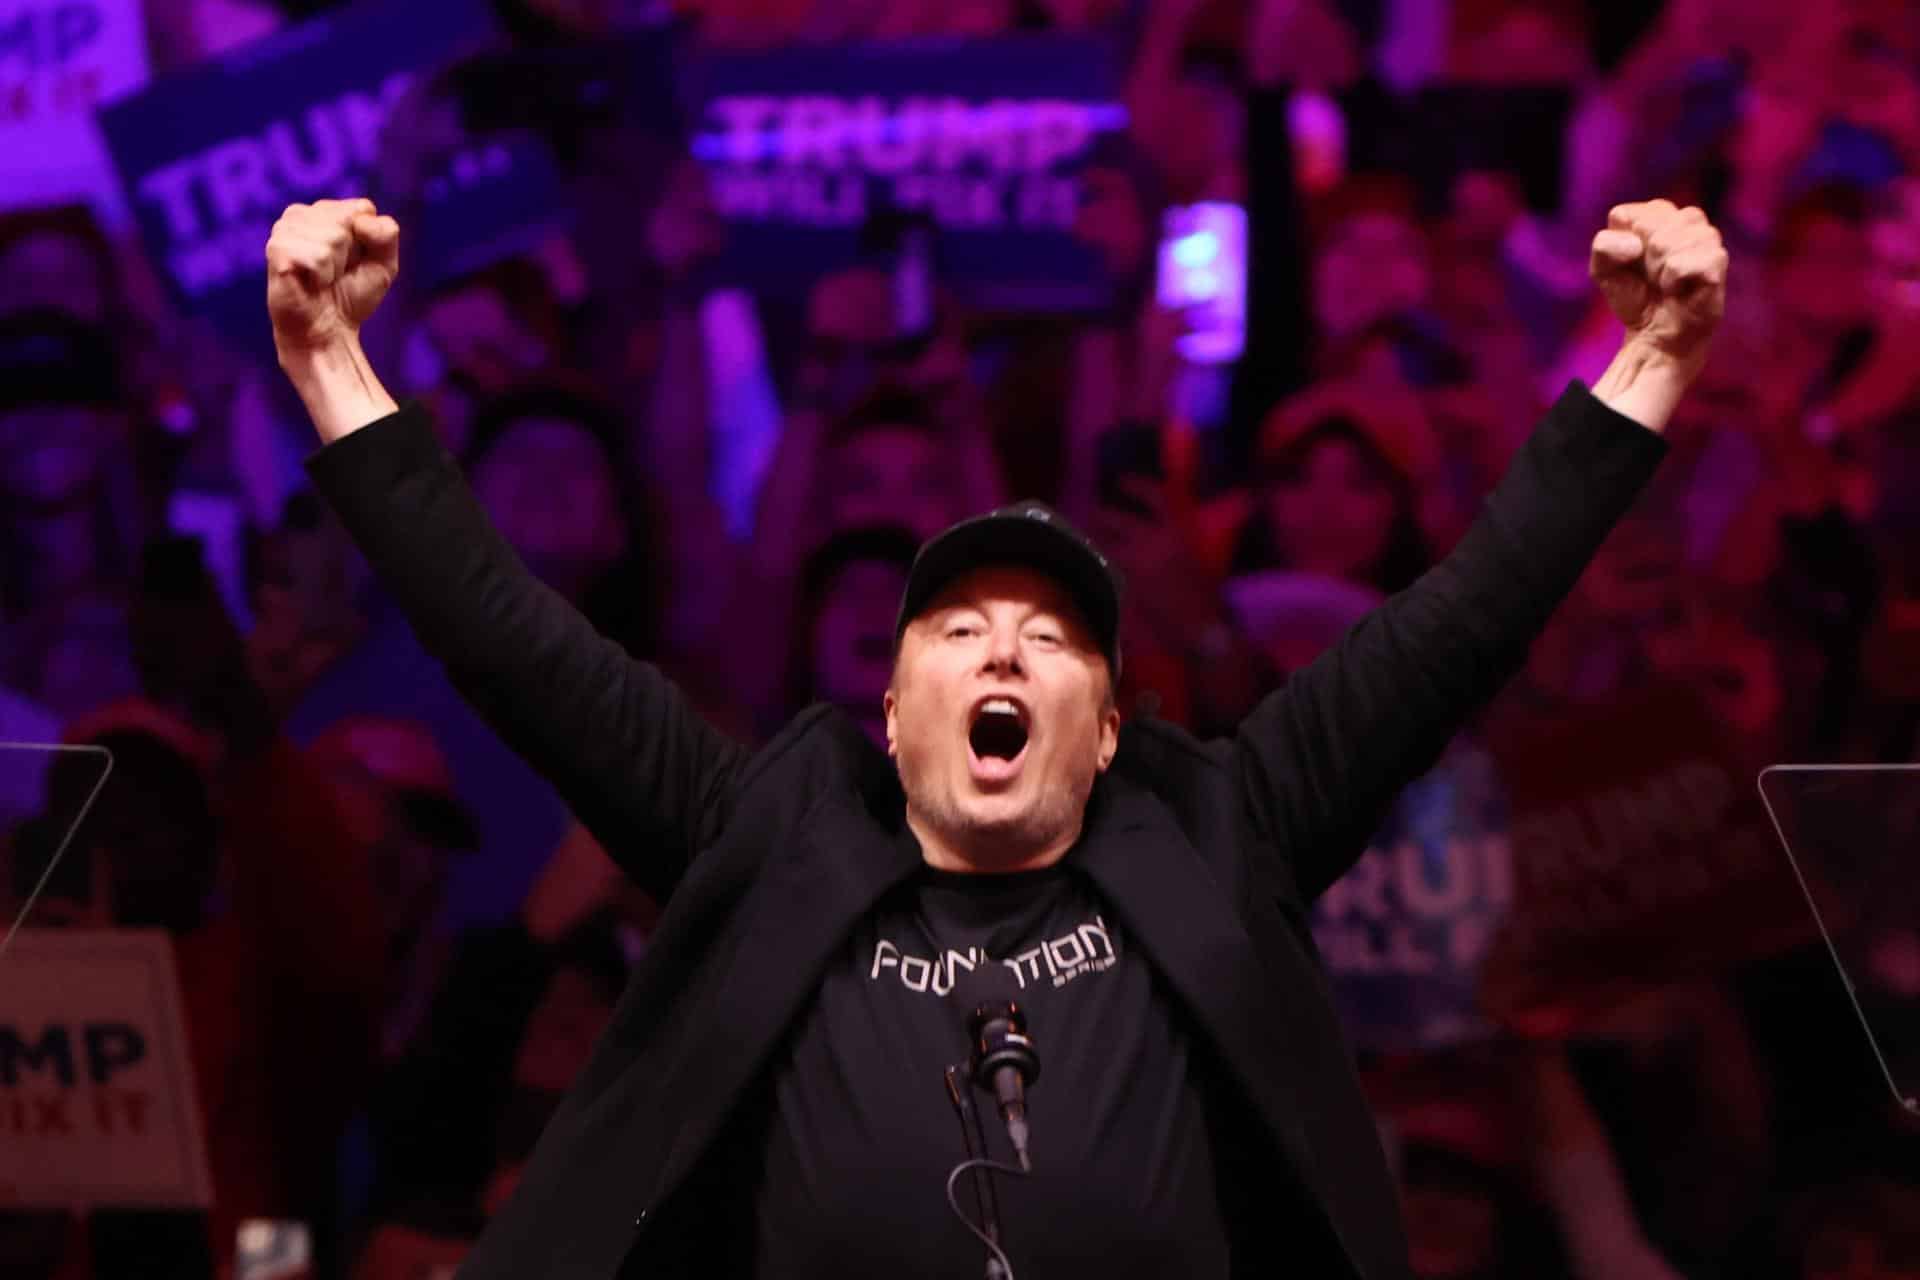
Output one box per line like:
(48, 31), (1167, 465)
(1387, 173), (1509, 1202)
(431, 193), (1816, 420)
(1311, 739), (1513, 1051)
(1478, 685), (1813, 1033)
(95, 0), (529, 351)
(0, 929), (210, 1207)
(404, 127), (569, 294)
(0, 0), (150, 223)
(690, 34), (1127, 311)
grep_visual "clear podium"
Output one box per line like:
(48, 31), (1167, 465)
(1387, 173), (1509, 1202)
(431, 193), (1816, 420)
(1759, 764), (1920, 1116)
(3, 740), (113, 952)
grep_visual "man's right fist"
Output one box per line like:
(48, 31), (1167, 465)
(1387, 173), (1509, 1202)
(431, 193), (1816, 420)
(265, 198), (400, 360)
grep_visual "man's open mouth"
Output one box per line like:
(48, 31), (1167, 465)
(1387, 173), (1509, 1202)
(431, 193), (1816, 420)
(968, 695), (1031, 767)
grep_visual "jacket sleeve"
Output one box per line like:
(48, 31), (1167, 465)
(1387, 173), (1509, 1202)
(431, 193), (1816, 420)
(1233, 382), (1667, 901)
(304, 403), (748, 902)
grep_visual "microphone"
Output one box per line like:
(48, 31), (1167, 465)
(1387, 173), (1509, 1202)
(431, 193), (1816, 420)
(954, 964), (1040, 1172)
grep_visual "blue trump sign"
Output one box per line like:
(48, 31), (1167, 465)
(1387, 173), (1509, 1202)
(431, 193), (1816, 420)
(690, 34), (1129, 311)
(1311, 739), (1513, 1051)
(96, 0), (562, 352)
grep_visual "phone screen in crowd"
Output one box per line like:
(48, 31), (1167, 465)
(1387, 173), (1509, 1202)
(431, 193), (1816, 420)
(1155, 202), (1247, 365)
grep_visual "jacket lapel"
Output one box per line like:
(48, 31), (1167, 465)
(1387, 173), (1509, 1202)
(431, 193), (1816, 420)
(1071, 777), (1363, 1277)
(646, 755), (920, 1212)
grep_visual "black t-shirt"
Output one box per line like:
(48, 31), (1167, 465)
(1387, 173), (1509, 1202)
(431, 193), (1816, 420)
(733, 852), (1274, 1279)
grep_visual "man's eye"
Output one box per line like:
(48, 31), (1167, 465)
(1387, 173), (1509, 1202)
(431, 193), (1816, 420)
(1028, 631), (1063, 647)
(947, 625), (979, 639)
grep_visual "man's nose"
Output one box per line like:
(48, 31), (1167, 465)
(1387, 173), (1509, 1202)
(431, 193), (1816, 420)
(982, 624), (1024, 674)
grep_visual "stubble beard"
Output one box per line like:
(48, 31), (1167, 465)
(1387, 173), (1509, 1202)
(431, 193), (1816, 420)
(898, 750), (1092, 869)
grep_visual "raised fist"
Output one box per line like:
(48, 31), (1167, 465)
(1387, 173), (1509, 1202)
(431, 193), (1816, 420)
(265, 198), (400, 360)
(1589, 200), (1729, 377)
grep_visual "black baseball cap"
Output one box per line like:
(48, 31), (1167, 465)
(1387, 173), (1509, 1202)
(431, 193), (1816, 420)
(895, 500), (1124, 675)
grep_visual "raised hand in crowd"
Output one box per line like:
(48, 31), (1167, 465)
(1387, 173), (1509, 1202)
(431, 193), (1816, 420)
(1525, 1042), (1690, 1280)
(522, 822), (630, 945)
(645, 159), (726, 287)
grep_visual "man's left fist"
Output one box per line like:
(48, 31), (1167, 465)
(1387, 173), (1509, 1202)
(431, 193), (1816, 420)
(1589, 200), (1729, 377)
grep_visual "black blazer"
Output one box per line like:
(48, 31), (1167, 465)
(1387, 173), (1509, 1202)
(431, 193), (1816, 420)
(307, 382), (1665, 1280)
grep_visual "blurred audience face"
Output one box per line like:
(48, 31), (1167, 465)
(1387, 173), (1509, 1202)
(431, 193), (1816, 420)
(38, 728), (218, 933)
(824, 424), (957, 540)
(1570, 514), (1682, 628)
(1315, 211), (1430, 341)
(0, 230), (110, 325)
(98, 771), (216, 932)
(809, 558), (910, 745)
(247, 499), (370, 713)
(309, 716), (471, 957)
(1774, 209), (1874, 336)
(370, 821), (451, 955)
(1833, 35), (1920, 158)
(423, 280), (550, 401)
(803, 267), (971, 415)
(1262, 433), (1402, 585)
(413, 273), (556, 457)
(886, 567), (1118, 867)
(1640, 590), (1785, 741)
(472, 417), (626, 603)
(1446, 172), (1525, 257)
(1431, 260), (1532, 391)
(0, 404), (116, 511)
(1447, 3), (1589, 85)
(1160, 72), (1246, 203)
(28, 593), (140, 720)
(1868, 177), (1920, 303)
(809, 266), (903, 350)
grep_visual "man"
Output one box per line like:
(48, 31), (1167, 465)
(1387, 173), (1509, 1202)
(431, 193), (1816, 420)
(267, 194), (1725, 1278)
(305, 714), (482, 1058)
(786, 523), (920, 745)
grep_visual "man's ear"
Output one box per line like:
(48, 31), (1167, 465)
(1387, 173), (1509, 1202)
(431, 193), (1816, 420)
(883, 688), (899, 758)
(1095, 702), (1120, 772)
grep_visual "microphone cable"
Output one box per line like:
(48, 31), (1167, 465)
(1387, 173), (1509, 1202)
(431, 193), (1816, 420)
(944, 1156), (1027, 1280)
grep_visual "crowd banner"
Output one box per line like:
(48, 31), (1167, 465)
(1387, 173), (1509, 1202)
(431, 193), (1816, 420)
(0, 0), (150, 225)
(95, 0), (561, 351)
(0, 929), (211, 1208)
(689, 33), (1129, 311)
(1310, 738), (1513, 1052)
(1479, 685), (1817, 1033)
(403, 128), (569, 295)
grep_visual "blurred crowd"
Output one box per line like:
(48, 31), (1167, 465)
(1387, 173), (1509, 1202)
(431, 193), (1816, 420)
(3, 0), (1920, 1277)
